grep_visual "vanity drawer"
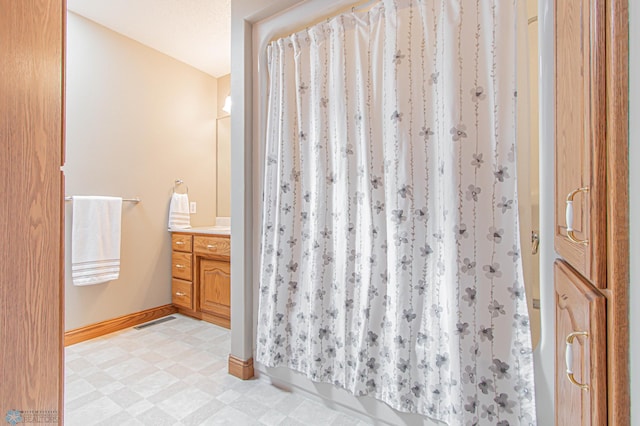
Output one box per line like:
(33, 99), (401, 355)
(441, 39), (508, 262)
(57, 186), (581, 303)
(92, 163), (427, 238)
(172, 279), (193, 310)
(172, 234), (192, 252)
(172, 252), (192, 280)
(194, 236), (230, 257)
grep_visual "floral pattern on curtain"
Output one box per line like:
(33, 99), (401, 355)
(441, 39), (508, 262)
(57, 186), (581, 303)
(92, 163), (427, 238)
(256, 0), (536, 424)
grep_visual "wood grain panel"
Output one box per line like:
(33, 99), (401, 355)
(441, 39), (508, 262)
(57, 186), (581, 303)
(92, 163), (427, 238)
(199, 259), (231, 327)
(201, 312), (231, 329)
(554, 0), (607, 288)
(555, 261), (606, 425)
(172, 252), (193, 281)
(194, 235), (231, 257)
(228, 355), (254, 380)
(605, 0), (629, 423)
(0, 0), (64, 420)
(171, 233), (192, 253)
(171, 279), (193, 310)
(65, 305), (178, 346)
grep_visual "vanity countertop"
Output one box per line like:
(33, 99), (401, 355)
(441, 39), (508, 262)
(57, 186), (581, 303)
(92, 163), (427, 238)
(169, 225), (230, 236)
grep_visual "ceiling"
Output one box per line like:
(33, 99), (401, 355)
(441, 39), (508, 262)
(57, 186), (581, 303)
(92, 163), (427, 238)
(67, 0), (231, 78)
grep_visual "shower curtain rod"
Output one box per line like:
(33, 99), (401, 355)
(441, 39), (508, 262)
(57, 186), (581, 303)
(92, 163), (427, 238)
(268, 0), (379, 43)
(65, 196), (141, 203)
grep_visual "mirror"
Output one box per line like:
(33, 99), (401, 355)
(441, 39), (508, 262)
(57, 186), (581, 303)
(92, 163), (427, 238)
(216, 115), (231, 217)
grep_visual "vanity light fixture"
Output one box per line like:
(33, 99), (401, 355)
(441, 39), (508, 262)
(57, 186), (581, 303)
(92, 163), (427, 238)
(222, 95), (231, 113)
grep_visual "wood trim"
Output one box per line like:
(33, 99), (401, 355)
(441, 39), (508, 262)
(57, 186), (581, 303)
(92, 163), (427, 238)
(59, 2), (67, 422)
(59, 172), (66, 424)
(64, 305), (178, 346)
(176, 307), (232, 329)
(228, 355), (254, 380)
(589, 0), (608, 288)
(202, 312), (231, 329)
(605, 0), (629, 424)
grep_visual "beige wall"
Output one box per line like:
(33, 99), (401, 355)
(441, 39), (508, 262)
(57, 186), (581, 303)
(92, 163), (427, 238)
(65, 13), (217, 330)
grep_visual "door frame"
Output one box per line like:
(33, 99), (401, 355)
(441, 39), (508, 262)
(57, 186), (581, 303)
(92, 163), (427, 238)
(1, 0), (65, 421)
(603, 0), (629, 423)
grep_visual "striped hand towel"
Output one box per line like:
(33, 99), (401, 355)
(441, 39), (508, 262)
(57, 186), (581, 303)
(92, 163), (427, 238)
(71, 196), (123, 286)
(168, 193), (191, 229)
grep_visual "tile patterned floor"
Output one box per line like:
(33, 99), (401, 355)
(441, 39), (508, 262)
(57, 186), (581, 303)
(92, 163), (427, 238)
(65, 314), (369, 425)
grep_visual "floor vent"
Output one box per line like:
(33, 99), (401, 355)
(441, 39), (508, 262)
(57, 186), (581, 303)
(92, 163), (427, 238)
(134, 316), (176, 330)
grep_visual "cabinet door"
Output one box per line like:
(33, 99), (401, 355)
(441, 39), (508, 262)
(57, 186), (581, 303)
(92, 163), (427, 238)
(199, 259), (231, 319)
(1, 0), (64, 418)
(555, 260), (606, 425)
(554, 0), (606, 287)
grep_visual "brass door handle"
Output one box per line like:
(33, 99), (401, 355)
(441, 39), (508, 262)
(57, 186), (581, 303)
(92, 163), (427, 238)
(565, 187), (589, 245)
(565, 331), (589, 391)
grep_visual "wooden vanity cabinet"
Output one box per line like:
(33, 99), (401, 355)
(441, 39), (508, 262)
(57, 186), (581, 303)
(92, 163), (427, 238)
(170, 232), (231, 328)
(171, 234), (193, 310)
(199, 259), (231, 328)
(194, 236), (231, 328)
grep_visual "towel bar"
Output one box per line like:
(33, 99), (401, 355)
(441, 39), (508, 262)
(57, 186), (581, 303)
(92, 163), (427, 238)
(173, 179), (188, 194)
(65, 196), (141, 203)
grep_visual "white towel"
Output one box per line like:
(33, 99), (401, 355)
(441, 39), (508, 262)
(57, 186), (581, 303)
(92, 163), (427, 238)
(168, 193), (191, 229)
(71, 196), (123, 286)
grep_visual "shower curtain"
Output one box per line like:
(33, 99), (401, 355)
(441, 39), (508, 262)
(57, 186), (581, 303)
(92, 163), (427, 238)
(257, 0), (536, 424)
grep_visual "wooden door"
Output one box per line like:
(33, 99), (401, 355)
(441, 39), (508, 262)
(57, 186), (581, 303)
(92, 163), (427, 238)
(199, 259), (231, 321)
(554, 0), (606, 288)
(0, 0), (64, 422)
(555, 261), (606, 425)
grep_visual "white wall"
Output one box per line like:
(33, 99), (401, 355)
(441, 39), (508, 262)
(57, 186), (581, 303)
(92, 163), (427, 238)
(65, 13), (217, 330)
(534, 0), (555, 424)
(629, 1), (639, 423)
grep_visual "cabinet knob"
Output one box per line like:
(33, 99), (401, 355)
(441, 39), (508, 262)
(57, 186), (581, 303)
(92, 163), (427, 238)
(565, 331), (589, 391)
(175, 241), (185, 245)
(175, 292), (187, 297)
(207, 244), (217, 249)
(175, 264), (185, 269)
